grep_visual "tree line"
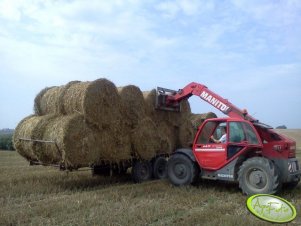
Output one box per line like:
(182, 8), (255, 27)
(0, 133), (14, 150)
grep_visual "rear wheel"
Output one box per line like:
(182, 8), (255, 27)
(132, 161), (152, 183)
(167, 154), (199, 186)
(238, 157), (281, 195)
(153, 156), (167, 179)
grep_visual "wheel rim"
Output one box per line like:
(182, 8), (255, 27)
(246, 168), (268, 190)
(174, 162), (188, 179)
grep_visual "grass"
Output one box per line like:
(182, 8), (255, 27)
(1, 150), (301, 226)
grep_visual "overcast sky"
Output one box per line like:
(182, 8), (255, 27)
(0, 0), (300, 129)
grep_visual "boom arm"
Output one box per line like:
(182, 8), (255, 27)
(157, 82), (257, 122)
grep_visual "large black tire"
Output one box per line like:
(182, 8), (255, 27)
(238, 157), (281, 195)
(132, 161), (152, 183)
(167, 154), (199, 186)
(153, 156), (167, 180)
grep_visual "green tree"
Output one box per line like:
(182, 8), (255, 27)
(0, 134), (15, 150)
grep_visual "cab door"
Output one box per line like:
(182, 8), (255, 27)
(193, 120), (228, 170)
(193, 120), (261, 170)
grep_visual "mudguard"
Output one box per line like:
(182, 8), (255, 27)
(173, 148), (196, 162)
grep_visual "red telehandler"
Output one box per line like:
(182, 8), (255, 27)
(156, 82), (300, 195)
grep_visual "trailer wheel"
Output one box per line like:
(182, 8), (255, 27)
(167, 154), (199, 186)
(153, 156), (167, 179)
(238, 157), (281, 195)
(132, 161), (152, 183)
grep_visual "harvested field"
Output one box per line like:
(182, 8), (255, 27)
(1, 151), (300, 226)
(275, 129), (301, 151)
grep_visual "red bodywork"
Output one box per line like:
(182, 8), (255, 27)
(161, 82), (297, 170)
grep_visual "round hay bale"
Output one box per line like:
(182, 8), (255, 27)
(191, 112), (217, 130)
(156, 121), (177, 153)
(34, 86), (65, 115)
(178, 119), (194, 148)
(118, 85), (146, 127)
(57, 80), (81, 114)
(34, 86), (55, 115)
(131, 117), (161, 160)
(13, 115), (39, 161)
(61, 78), (122, 129)
(94, 126), (132, 162)
(13, 114), (56, 161)
(34, 114), (99, 169)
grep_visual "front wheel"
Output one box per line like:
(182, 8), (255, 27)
(167, 154), (199, 186)
(238, 157), (281, 195)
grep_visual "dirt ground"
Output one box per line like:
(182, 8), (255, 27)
(0, 151), (300, 226)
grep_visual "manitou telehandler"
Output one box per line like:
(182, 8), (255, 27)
(156, 82), (300, 195)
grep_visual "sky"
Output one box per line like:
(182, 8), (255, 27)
(0, 0), (301, 129)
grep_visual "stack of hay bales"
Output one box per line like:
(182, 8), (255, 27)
(14, 79), (132, 169)
(14, 78), (217, 170)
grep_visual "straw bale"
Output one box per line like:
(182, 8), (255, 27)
(156, 122), (175, 154)
(131, 117), (161, 160)
(178, 119), (194, 148)
(33, 114), (99, 169)
(43, 86), (65, 115)
(13, 115), (38, 161)
(57, 80), (81, 114)
(61, 78), (122, 129)
(94, 126), (132, 162)
(118, 85), (146, 128)
(13, 114), (56, 161)
(34, 86), (54, 115)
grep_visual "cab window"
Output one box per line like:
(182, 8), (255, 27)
(243, 122), (259, 144)
(229, 122), (245, 143)
(197, 121), (216, 144)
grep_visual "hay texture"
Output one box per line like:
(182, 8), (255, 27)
(13, 114), (100, 169)
(190, 112), (217, 130)
(93, 124), (132, 162)
(37, 114), (98, 168)
(34, 86), (65, 115)
(118, 85), (146, 128)
(34, 79), (122, 129)
(179, 119), (194, 148)
(13, 114), (56, 162)
(130, 117), (161, 159)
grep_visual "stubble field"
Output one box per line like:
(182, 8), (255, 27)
(1, 129), (301, 226)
